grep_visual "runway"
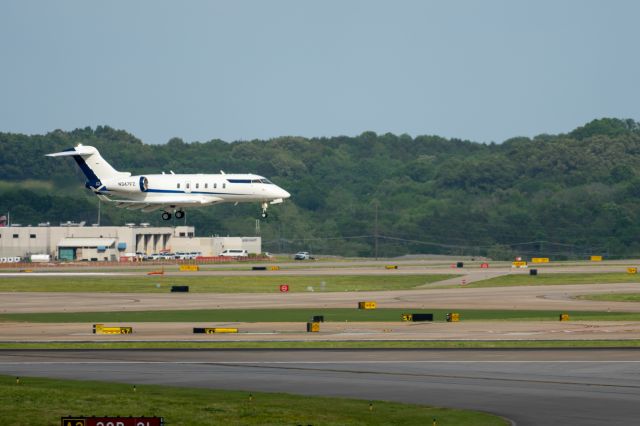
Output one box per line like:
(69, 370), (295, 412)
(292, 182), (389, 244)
(1, 348), (639, 426)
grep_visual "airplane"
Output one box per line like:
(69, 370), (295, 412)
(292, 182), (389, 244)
(47, 144), (290, 220)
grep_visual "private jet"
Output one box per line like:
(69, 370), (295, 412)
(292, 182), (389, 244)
(47, 144), (290, 220)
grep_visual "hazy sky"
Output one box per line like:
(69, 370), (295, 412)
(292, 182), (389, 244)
(1, 1), (639, 144)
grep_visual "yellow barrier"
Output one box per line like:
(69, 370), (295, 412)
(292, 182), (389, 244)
(385, 265), (398, 270)
(627, 267), (638, 274)
(590, 255), (603, 262)
(193, 327), (238, 334)
(269, 265), (280, 271)
(93, 324), (133, 334)
(206, 328), (238, 334)
(358, 301), (377, 310)
(401, 314), (413, 321)
(307, 322), (320, 332)
(512, 261), (528, 268)
(446, 312), (460, 322)
(179, 264), (200, 272)
(531, 258), (549, 263)
(559, 313), (570, 321)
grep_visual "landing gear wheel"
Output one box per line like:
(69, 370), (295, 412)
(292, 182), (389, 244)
(261, 211), (268, 219)
(261, 202), (269, 219)
(175, 210), (185, 219)
(161, 212), (172, 221)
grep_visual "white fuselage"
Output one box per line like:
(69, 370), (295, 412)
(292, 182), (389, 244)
(101, 173), (290, 208)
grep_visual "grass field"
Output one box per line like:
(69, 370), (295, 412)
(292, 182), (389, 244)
(0, 274), (454, 293)
(467, 272), (640, 287)
(0, 375), (506, 426)
(2, 340), (640, 350)
(2, 308), (639, 323)
(577, 293), (640, 303)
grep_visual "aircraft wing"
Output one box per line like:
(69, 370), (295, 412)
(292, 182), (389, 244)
(103, 197), (224, 211)
(114, 202), (155, 211)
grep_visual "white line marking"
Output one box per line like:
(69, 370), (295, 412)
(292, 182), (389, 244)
(1, 361), (640, 365)
(0, 272), (133, 276)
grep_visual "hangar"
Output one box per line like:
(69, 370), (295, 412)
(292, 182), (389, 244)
(57, 237), (118, 261)
(0, 222), (261, 261)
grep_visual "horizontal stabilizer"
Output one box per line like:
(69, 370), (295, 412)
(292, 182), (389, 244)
(46, 151), (82, 157)
(46, 144), (130, 183)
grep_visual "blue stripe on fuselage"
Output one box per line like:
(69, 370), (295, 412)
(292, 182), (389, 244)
(143, 189), (245, 196)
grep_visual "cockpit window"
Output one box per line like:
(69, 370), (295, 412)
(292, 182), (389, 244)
(227, 178), (273, 184)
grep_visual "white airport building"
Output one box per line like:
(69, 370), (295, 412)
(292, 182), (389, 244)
(0, 222), (261, 261)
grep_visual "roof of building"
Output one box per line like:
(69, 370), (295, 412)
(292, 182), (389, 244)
(57, 238), (116, 247)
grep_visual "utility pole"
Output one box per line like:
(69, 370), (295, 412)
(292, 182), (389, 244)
(373, 199), (379, 260)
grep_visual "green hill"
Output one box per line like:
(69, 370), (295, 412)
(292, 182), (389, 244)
(1, 118), (639, 258)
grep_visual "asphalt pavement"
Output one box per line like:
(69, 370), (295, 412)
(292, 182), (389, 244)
(1, 348), (639, 426)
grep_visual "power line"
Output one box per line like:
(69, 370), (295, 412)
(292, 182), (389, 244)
(263, 233), (612, 257)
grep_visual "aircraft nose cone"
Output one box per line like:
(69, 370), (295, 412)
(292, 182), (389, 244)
(280, 188), (291, 199)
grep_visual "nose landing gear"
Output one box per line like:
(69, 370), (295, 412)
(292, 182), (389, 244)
(261, 202), (269, 219)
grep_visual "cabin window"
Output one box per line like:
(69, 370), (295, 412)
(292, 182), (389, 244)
(177, 183), (180, 189)
(186, 183), (190, 189)
(196, 183), (199, 189)
(223, 183), (226, 189)
(205, 183), (208, 189)
(13, 234), (19, 238)
(30, 234), (36, 239)
(214, 183), (217, 189)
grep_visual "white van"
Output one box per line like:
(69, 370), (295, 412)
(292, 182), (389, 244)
(31, 254), (51, 263)
(219, 249), (248, 257)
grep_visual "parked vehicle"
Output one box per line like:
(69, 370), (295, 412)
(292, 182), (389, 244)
(294, 251), (313, 260)
(30, 254), (50, 263)
(219, 249), (248, 257)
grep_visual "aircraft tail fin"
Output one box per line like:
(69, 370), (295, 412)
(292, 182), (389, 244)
(47, 144), (130, 187)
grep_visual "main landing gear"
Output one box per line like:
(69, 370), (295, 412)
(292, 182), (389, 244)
(161, 209), (184, 220)
(261, 202), (269, 219)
